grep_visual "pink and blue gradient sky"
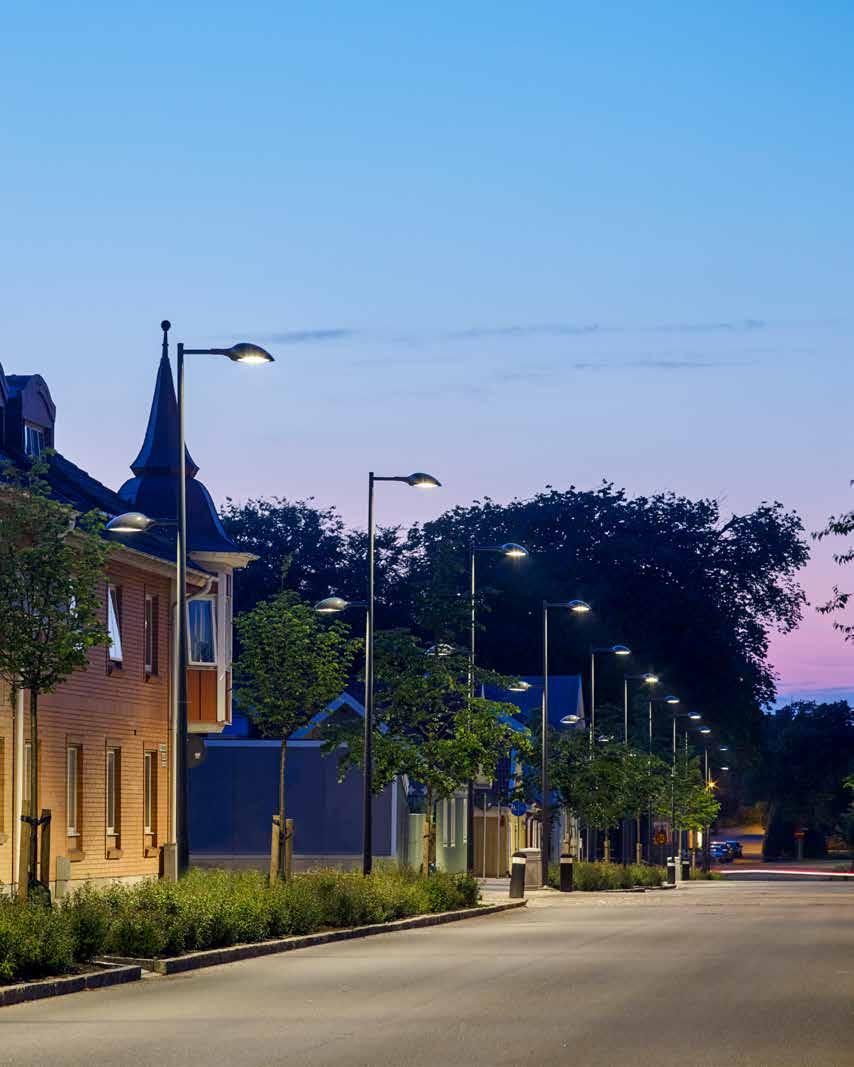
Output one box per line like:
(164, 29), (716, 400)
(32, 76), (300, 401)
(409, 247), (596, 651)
(2, 4), (852, 704)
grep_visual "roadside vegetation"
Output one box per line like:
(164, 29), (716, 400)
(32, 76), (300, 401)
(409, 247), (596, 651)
(0, 867), (479, 984)
(547, 861), (665, 891)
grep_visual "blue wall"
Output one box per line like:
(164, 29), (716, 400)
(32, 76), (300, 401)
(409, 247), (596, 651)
(189, 741), (393, 857)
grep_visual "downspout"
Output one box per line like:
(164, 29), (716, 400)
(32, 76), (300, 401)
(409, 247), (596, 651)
(12, 687), (23, 889)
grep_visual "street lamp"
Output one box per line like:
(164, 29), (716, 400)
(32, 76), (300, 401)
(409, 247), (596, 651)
(106, 320), (273, 878)
(588, 645), (631, 744)
(541, 599), (590, 883)
(362, 471), (440, 875)
(671, 710), (701, 877)
(623, 672), (659, 745)
(467, 541), (529, 873)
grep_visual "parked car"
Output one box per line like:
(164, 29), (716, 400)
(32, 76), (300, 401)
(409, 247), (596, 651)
(724, 839), (743, 858)
(710, 842), (734, 863)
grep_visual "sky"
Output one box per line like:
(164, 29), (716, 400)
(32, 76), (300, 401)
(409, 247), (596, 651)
(2, 3), (853, 705)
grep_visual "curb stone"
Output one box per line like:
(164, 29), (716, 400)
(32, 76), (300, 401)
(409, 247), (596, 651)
(102, 899), (527, 975)
(0, 964), (141, 1008)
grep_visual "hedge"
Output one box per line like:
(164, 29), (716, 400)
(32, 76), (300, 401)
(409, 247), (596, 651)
(0, 866), (480, 984)
(547, 861), (666, 891)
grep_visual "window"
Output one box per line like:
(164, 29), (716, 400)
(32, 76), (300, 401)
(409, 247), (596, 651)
(24, 424), (45, 458)
(188, 597), (216, 665)
(442, 798), (457, 848)
(144, 594), (159, 675)
(66, 746), (81, 836)
(106, 748), (120, 836)
(107, 585), (123, 665)
(143, 751), (155, 835)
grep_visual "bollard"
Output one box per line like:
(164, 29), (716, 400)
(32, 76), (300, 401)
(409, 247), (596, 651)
(559, 851), (573, 892)
(666, 857), (676, 885)
(509, 851), (527, 899)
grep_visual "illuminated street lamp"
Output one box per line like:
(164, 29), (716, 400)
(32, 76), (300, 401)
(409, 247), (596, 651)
(589, 645), (631, 743)
(467, 541), (529, 872)
(541, 599), (591, 883)
(361, 471), (440, 874)
(106, 321), (273, 878)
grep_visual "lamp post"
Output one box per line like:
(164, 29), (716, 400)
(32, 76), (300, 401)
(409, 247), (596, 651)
(106, 321), (273, 878)
(467, 542), (528, 874)
(620, 672), (658, 862)
(588, 645), (631, 745)
(541, 599), (591, 884)
(671, 710), (701, 878)
(362, 472), (440, 875)
(643, 693), (680, 861)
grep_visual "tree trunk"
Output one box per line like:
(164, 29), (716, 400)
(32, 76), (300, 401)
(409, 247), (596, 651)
(27, 691), (39, 894)
(275, 738), (289, 880)
(603, 834), (611, 864)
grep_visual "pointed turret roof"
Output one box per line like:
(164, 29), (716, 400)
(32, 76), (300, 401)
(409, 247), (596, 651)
(130, 328), (198, 477)
(119, 322), (239, 556)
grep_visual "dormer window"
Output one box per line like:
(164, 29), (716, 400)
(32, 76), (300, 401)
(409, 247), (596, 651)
(188, 597), (216, 665)
(24, 424), (45, 458)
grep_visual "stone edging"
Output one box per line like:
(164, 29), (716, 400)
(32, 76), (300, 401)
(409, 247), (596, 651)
(0, 964), (142, 1008)
(102, 899), (527, 976)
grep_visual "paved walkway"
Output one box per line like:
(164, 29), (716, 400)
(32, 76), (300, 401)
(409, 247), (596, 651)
(0, 880), (851, 1066)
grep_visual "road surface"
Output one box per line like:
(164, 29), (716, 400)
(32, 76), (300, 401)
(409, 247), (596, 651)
(1, 880), (851, 1066)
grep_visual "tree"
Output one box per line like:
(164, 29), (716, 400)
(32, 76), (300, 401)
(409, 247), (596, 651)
(668, 754), (720, 839)
(326, 630), (529, 872)
(619, 747), (671, 861)
(815, 493), (854, 639)
(0, 459), (109, 897)
(233, 591), (360, 879)
(750, 701), (854, 859)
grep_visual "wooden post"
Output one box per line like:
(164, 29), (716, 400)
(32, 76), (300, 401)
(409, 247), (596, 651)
(39, 809), (51, 889)
(284, 818), (294, 880)
(269, 814), (281, 883)
(17, 820), (30, 900)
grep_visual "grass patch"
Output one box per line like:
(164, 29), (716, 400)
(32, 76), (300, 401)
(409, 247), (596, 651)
(689, 867), (723, 880)
(1, 866), (480, 982)
(547, 861), (666, 891)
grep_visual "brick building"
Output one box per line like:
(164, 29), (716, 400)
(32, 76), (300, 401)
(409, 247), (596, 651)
(0, 338), (250, 893)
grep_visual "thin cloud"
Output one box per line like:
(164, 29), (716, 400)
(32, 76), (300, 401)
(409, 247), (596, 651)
(269, 329), (358, 345)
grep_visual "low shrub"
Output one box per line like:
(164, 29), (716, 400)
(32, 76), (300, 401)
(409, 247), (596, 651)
(0, 898), (76, 983)
(547, 860), (666, 891)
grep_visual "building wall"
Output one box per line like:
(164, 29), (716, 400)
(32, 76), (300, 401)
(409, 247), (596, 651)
(1, 556), (172, 891)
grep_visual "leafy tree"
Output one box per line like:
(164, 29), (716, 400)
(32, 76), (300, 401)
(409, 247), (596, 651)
(815, 495), (854, 639)
(751, 701), (854, 859)
(0, 459), (109, 896)
(668, 753), (720, 836)
(233, 591), (361, 879)
(620, 747), (671, 857)
(326, 630), (529, 871)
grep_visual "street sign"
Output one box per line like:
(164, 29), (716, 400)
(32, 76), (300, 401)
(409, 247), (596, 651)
(510, 800), (527, 817)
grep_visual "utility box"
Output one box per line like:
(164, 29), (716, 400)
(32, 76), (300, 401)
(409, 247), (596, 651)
(518, 847), (542, 890)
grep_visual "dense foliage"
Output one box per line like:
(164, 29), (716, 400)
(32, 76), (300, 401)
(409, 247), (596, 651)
(0, 867), (480, 982)
(547, 861), (665, 891)
(749, 701), (854, 859)
(222, 486), (808, 757)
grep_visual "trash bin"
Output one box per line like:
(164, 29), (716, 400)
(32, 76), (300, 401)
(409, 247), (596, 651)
(518, 848), (542, 890)
(666, 857), (676, 885)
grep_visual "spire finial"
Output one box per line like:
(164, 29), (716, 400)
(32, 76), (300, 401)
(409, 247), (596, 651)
(160, 319), (171, 361)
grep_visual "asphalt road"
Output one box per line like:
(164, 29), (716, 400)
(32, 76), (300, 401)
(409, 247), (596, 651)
(1, 880), (852, 1067)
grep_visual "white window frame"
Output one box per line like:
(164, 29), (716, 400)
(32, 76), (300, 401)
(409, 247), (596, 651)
(107, 585), (123, 664)
(143, 751), (154, 835)
(187, 595), (217, 666)
(106, 748), (118, 836)
(462, 797), (468, 845)
(66, 746), (80, 836)
(144, 594), (155, 675)
(448, 797), (456, 848)
(24, 423), (45, 458)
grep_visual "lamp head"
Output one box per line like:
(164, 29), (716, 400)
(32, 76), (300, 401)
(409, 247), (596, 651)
(719, 745), (729, 752)
(720, 766), (730, 771)
(106, 511), (156, 534)
(665, 695), (680, 705)
(508, 680), (531, 692)
(689, 712), (702, 721)
(699, 727), (711, 734)
(224, 342), (275, 365)
(560, 713), (581, 725)
(405, 472), (441, 489)
(611, 644), (631, 656)
(426, 643), (455, 657)
(569, 599), (591, 613)
(314, 596), (350, 614)
(643, 673), (659, 685)
(500, 542), (529, 558)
